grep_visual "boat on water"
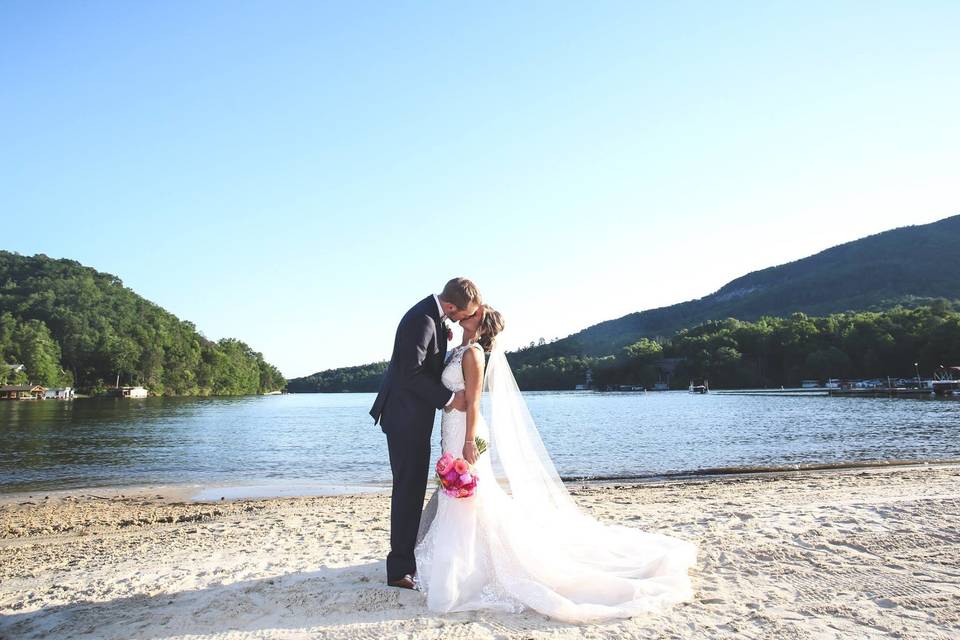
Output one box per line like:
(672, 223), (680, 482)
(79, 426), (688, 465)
(931, 380), (960, 396)
(688, 380), (709, 394)
(932, 366), (960, 396)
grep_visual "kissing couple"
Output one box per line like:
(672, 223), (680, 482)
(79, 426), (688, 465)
(370, 277), (696, 624)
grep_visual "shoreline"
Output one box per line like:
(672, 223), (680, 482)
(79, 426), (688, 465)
(3, 458), (959, 506)
(563, 457), (960, 483)
(2, 463), (958, 638)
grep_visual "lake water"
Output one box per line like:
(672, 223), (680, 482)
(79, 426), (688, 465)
(2, 392), (958, 497)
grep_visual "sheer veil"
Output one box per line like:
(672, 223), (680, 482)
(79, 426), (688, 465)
(476, 332), (697, 622)
(482, 336), (582, 515)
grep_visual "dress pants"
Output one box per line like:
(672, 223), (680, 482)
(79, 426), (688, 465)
(385, 425), (433, 581)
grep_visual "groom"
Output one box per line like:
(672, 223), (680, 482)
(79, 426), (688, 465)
(370, 277), (483, 589)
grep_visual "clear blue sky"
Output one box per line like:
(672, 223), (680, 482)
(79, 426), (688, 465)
(2, 2), (958, 377)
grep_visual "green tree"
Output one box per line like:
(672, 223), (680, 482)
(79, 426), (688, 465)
(0, 251), (284, 395)
(14, 319), (64, 386)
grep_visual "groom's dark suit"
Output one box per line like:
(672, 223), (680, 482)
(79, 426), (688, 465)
(370, 295), (451, 582)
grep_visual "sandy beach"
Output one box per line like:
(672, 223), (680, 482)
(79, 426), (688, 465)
(1, 464), (958, 639)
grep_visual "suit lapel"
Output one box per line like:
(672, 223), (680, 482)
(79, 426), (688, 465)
(439, 319), (448, 362)
(427, 295), (449, 364)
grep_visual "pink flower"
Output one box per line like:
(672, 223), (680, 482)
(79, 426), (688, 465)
(436, 453), (455, 475)
(434, 452), (479, 499)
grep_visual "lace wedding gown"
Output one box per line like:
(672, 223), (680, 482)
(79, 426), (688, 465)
(414, 342), (697, 623)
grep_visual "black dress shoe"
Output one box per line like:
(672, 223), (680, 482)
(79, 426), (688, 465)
(387, 573), (417, 590)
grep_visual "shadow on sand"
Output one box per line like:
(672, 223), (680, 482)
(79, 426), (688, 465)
(0, 560), (576, 639)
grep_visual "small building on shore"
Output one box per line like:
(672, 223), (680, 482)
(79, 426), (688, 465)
(108, 386), (149, 398)
(44, 387), (74, 400)
(0, 385), (47, 400)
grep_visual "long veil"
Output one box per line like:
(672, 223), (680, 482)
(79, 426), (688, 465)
(482, 338), (583, 515)
(476, 333), (697, 622)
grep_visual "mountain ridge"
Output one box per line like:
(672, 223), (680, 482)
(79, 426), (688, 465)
(508, 214), (960, 366)
(288, 213), (960, 391)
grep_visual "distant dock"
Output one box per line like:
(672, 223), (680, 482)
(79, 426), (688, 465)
(712, 386), (958, 399)
(829, 386), (958, 398)
(714, 388), (830, 397)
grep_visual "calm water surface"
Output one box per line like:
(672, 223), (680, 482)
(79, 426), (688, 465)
(1, 392), (958, 495)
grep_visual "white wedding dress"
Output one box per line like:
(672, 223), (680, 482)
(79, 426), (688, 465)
(414, 341), (697, 624)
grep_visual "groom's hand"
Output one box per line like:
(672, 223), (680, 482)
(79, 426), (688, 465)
(445, 390), (467, 413)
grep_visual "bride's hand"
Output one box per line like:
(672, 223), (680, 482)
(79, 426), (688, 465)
(462, 440), (478, 464)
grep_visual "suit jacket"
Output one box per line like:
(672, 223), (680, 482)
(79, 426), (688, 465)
(370, 295), (451, 433)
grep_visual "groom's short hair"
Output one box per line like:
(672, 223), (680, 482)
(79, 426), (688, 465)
(441, 278), (482, 310)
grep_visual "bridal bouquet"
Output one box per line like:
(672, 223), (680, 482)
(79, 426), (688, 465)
(435, 437), (487, 498)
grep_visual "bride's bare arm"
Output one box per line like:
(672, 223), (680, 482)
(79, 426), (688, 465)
(461, 347), (484, 463)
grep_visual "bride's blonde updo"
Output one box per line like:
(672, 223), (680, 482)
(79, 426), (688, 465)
(477, 305), (505, 353)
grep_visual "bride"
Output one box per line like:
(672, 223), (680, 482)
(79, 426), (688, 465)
(414, 305), (697, 624)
